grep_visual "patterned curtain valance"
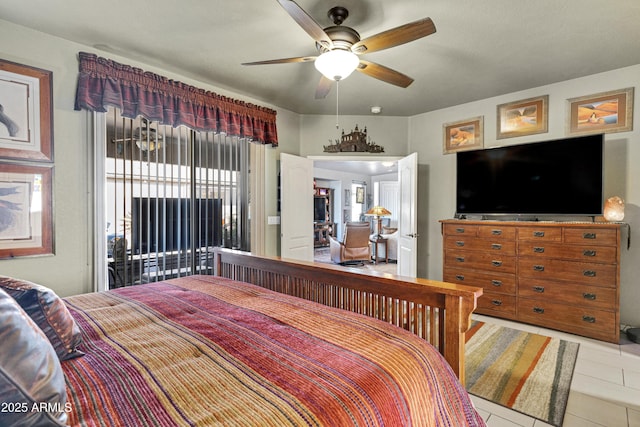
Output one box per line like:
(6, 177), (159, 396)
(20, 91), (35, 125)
(74, 52), (278, 146)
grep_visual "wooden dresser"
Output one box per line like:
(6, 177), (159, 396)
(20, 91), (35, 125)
(441, 220), (622, 343)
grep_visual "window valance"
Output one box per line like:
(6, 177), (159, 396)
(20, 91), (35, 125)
(74, 52), (278, 146)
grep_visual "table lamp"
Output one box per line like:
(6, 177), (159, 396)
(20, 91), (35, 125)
(365, 206), (391, 238)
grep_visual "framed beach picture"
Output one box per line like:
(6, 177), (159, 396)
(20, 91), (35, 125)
(443, 116), (484, 154)
(497, 95), (548, 139)
(0, 59), (53, 162)
(0, 162), (54, 259)
(567, 87), (634, 136)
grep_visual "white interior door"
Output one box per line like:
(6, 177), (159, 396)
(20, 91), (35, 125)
(280, 153), (314, 262)
(379, 181), (399, 227)
(397, 153), (418, 277)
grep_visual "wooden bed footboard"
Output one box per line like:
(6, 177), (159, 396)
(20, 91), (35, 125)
(213, 248), (482, 383)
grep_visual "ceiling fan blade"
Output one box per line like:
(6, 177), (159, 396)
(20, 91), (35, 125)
(352, 18), (436, 54)
(242, 56), (316, 66)
(356, 60), (414, 88)
(315, 76), (333, 99)
(277, 0), (334, 50)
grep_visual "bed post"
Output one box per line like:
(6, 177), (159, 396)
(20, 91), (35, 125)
(443, 294), (476, 386)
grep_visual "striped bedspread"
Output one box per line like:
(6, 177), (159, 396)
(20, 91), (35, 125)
(62, 275), (484, 426)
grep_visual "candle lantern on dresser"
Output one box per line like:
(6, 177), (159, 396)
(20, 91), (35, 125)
(441, 220), (622, 343)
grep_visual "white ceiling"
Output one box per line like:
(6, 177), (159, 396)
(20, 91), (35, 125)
(2, 0), (639, 117)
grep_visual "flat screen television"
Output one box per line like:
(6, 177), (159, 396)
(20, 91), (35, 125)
(455, 134), (604, 218)
(132, 198), (222, 254)
(314, 196), (327, 222)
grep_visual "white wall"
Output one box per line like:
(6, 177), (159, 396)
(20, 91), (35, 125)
(299, 115), (409, 156)
(409, 64), (640, 327)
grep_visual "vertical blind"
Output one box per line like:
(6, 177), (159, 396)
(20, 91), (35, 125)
(107, 107), (250, 288)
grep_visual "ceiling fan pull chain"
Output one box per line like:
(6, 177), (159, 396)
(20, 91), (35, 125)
(336, 79), (340, 130)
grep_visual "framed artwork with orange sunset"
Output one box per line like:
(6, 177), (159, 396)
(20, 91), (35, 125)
(567, 87), (634, 136)
(443, 116), (483, 154)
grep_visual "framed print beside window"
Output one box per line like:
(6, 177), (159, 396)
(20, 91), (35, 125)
(0, 59), (53, 162)
(567, 87), (634, 136)
(356, 187), (364, 204)
(497, 95), (548, 139)
(0, 163), (53, 259)
(443, 116), (484, 154)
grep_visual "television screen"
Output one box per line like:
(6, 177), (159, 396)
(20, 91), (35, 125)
(132, 198), (222, 254)
(456, 134), (604, 217)
(314, 196), (327, 222)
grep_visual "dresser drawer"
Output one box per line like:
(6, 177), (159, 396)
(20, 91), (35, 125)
(518, 278), (616, 310)
(477, 291), (516, 316)
(444, 268), (516, 295)
(517, 226), (562, 242)
(443, 223), (478, 237)
(445, 235), (516, 254)
(518, 258), (617, 287)
(517, 241), (617, 263)
(477, 226), (516, 240)
(445, 250), (516, 273)
(440, 219), (621, 343)
(564, 227), (618, 246)
(518, 298), (616, 338)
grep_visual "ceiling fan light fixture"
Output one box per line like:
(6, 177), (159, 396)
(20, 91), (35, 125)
(314, 49), (359, 81)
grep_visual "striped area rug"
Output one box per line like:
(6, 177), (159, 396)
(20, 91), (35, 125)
(465, 321), (579, 426)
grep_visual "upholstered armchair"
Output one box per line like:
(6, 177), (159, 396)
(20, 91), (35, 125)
(329, 222), (371, 264)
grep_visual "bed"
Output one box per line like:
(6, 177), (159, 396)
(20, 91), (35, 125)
(1, 249), (484, 426)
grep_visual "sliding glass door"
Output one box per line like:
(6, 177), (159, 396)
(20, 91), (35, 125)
(104, 108), (250, 288)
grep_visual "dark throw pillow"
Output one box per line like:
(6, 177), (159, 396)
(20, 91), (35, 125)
(0, 276), (83, 360)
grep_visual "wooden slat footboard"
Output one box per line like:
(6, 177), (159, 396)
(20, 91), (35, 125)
(213, 248), (482, 383)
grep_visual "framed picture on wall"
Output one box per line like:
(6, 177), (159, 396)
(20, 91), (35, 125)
(567, 87), (634, 136)
(356, 187), (364, 204)
(0, 162), (54, 259)
(0, 59), (53, 162)
(442, 116), (484, 154)
(497, 95), (548, 139)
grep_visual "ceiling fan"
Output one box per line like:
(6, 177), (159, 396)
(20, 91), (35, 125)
(242, 0), (436, 99)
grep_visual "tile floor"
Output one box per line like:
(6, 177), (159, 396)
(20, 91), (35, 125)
(471, 314), (640, 427)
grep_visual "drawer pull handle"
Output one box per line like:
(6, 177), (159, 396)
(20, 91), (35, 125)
(456, 275), (465, 281)
(491, 243), (502, 250)
(491, 280), (503, 287)
(533, 246), (545, 253)
(533, 265), (545, 272)
(582, 315), (596, 323)
(492, 260), (503, 267)
(491, 229), (502, 235)
(455, 256), (465, 263)
(491, 300), (503, 306)
(455, 228), (465, 233)
(455, 241), (465, 247)
(533, 231), (545, 237)
(533, 286), (545, 293)
(583, 270), (596, 277)
(583, 232), (597, 239)
(583, 250), (596, 257)
(583, 293), (597, 300)
(533, 307), (545, 314)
